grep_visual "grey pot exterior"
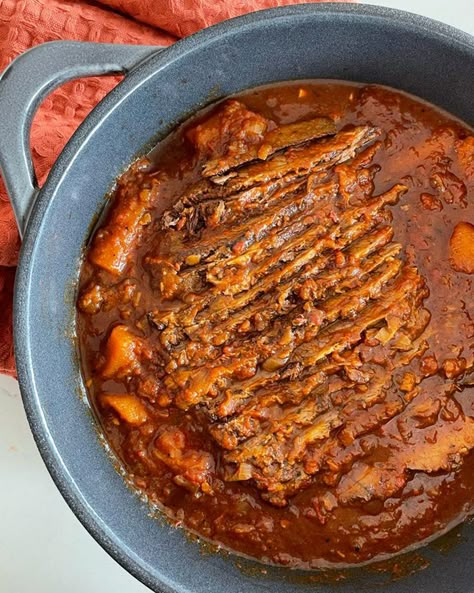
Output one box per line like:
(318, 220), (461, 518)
(1, 4), (473, 593)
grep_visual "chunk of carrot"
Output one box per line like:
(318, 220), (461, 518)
(450, 221), (474, 274)
(101, 325), (142, 378)
(456, 136), (474, 179)
(89, 187), (155, 275)
(101, 393), (148, 425)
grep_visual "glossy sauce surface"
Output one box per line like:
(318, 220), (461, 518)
(77, 81), (474, 568)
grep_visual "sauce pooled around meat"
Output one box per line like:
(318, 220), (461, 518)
(77, 81), (474, 568)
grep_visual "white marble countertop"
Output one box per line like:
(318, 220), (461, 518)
(1, 2), (472, 591)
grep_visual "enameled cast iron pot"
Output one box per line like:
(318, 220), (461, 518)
(1, 4), (473, 592)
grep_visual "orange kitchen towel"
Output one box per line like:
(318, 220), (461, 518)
(0, 0), (349, 377)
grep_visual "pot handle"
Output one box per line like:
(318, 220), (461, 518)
(0, 41), (162, 235)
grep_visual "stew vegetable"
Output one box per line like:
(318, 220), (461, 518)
(77, 81), (474, 568)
